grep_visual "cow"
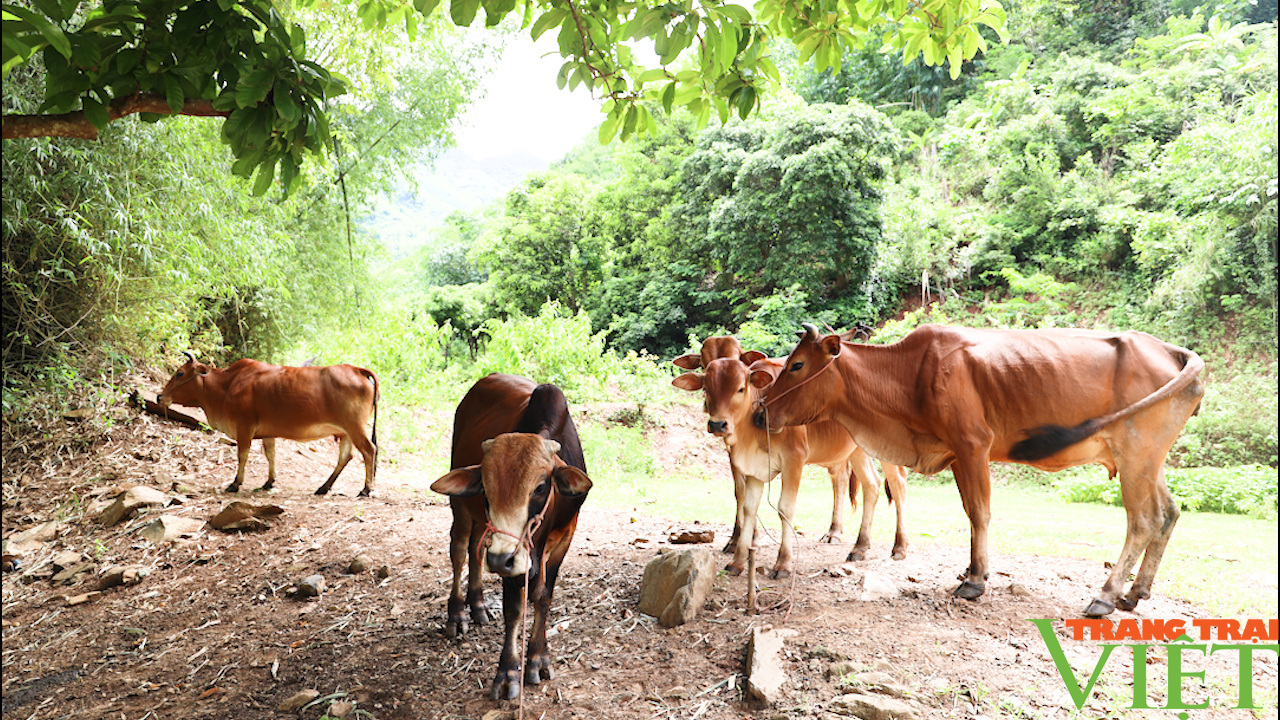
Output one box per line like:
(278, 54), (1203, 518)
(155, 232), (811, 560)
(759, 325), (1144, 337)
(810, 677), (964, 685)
(158, 352), (379, 496)
(754, 323), (1204, 617)
(674, 353), (909, 578)
(430, 373), (592, 701)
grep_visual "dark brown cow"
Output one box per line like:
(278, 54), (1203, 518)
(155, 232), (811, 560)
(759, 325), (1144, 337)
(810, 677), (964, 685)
(674, 354), (909, 577)
(158, 353), (378, 495)
(431, 373), (592, 700)
(755, 324), (1204, 617)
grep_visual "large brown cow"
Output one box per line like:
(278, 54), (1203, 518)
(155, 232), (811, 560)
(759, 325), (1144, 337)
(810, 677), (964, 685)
(754, 323), (1204, 617)
(674, 354), (909, 577)
(431, 374), (592, 701)
(158, 353), (379, 496)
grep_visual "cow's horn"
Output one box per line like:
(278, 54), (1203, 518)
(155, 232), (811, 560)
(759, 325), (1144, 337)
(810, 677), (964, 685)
(801, 323), (821, 340)
(182, 350), (196, 364)
(543, 439), (561, 457)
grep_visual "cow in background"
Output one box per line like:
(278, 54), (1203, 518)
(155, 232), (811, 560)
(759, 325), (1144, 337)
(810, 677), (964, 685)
(674, 350), (908, 578)
(158, 352), (378, 495)
(431, 373), (592, 700)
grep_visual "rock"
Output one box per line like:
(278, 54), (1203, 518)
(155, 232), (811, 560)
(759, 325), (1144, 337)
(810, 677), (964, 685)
(99, 486), (170, 526)
(348, 555), (372, 574)
(374, 565), (390, 579)
(1010, 583), (1031, 597)
(51, 550), (85, 570)
(98, 565), (150, 589)
(668, 530), (715, 544)
(745, 626), (797, 706)
(327, 700), (354, 718)
(827, 563), (858, 577)
(856, 671), (912, 699)
(638, 547), (718, 627)
(52, 562), (95, 586)
(139, 515), (206, 544)
(277, 689), (320, 712)
(209, 501), (284, 531)
(826, 661), (857, 680)
(859, 571), (899, 601)
(829, 692), (921, 720)
(3, 521), (67, 554)
(481, 710), (516, 720)
(64, 591), (103, 606)
(297, 575), (326, 598)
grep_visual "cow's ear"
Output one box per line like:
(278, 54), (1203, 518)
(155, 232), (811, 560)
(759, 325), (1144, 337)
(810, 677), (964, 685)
(750, 369), (774, 389)
(672, 354), (701, 370)
(671, 372), (704, 392)
(552, 466), (592, 498)
(430, 466), (484, 497)
(821, 336), (842, 357)
(740, 350), (768, 365)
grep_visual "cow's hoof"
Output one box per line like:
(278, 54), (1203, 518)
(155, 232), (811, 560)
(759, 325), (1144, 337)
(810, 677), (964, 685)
(444, 619), (466, 638)
(314, 487), (330, 496)
(819, 533), (841, 544)
(771, 568), (792, 580)
(357, 489), (371, 498)
(846, 548), (867, 562)
(490, 671), (521, 701)
(953, 580), (985, 600)
(891, 548), (907, 561)
(524, 655), (553, 684)
(470, 605), (489, 626)
(723, 564), (743, 577)
(1084, 599), (1116, 618)
(224, 484), (242, 493)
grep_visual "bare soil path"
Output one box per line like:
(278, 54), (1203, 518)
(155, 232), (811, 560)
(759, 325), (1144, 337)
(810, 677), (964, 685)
(2, 404), (1275, 720)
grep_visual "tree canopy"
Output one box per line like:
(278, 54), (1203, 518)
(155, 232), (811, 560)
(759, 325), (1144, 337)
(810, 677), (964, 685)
(3, 0), (1007, 193)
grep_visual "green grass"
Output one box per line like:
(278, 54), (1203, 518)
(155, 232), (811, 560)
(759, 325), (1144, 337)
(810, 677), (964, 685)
(575, 418), (1278, 619)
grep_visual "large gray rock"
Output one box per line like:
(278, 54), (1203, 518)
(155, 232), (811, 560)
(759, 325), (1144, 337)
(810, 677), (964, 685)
(745, 626), (797, 706)
(638, 547), (717, 627)
(829, 692), (921, 720)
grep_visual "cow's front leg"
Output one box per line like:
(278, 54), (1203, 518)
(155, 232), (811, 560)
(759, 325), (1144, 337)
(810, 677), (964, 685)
(951, 452), (993, 600)
(846, 450), (880, 561)
(726, 477), (765, 576)
(491, 575), (527, 701)
(524, 557), (557, 686)
(225, 434), (253, 493)
(723, 466), (748, 554)
(258, 438), (277, 491)
(444, 502), (484, 638)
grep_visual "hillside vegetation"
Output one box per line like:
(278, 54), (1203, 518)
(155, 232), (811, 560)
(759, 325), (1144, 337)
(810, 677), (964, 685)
(3, 3), (1276, 489)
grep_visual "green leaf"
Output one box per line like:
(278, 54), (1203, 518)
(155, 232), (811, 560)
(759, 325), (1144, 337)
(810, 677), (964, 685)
(531, 8), (566, 39)
(413, 0), (441, 16)
(252, 157), (276, 195)
(3, 4), (70, 59)
(275, 87), (299, 124)
(736, 85), (754, 120)
(163, 73), (185, 114)
(637, 68), (669, 83)
(661, 81), (675, 113)
(450, 0), (479, 26)
(82, 96), (109, 129)
(598, 109), (621, 144)
(236, 68), (274, 108)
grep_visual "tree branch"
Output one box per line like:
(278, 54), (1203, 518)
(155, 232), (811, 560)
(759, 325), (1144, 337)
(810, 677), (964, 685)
(2, 94), (230, 141)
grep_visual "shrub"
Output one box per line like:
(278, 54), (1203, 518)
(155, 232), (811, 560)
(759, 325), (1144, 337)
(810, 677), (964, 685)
(473, 301), (611, 402)
(1055, 465), (1278, 519)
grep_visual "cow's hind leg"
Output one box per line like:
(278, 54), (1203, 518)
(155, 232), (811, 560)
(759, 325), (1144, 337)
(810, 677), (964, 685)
(884, 462), (909, 560)
(315, 436), (354, 495)
(352, 431), (377, 497)
(491, 575), (526, 701)
(1087, 460), (1179, 617)
(821, 462), (849, 544)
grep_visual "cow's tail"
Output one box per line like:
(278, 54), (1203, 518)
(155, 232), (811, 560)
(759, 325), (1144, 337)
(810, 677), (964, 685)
(1009, 345), (1205, 462)
(363, 369), (379, 478)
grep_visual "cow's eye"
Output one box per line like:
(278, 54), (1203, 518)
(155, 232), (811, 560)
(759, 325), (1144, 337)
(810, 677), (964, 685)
(534, 478), (550, 496)
(790, 361), (804, 372)
(737, 385), (745, 393)
(175, 371), (184, 377)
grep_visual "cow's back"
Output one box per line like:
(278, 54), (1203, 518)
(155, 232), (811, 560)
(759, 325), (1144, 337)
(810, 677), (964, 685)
(451, 374), (536, 468)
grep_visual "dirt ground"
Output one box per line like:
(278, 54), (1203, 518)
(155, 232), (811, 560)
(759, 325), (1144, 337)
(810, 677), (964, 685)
(2, 398), (1276, 720)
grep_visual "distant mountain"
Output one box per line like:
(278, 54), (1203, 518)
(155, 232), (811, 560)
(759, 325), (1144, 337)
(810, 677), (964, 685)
(363, 147), (548, 260)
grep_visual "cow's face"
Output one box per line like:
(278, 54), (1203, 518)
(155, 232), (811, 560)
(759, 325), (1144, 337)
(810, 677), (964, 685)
(754, 323), (842, 431)
(430, 433), (591, 577)
(158, 353), (211, 408)
(673, 357), (770, 443)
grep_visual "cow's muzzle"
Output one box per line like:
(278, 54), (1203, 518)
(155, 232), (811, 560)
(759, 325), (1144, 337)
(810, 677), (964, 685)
(707, 419), (728, 436)
(485, 548), (528, 577)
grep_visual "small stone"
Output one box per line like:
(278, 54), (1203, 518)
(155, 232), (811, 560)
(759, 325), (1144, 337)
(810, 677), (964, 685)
(859, 572), (899, 601)
(277, 689), (320, 712)
(327, 700), (354, 718)
(746, 626), (798, 706)
(52, 562), (95, 586)
(98, 565), (150, 589)
(826, 661), (857, 680)
(348, 555), (372, 574)
(139, 516), (205, 544)
(297, 575), (325, 598)
(1010, 583), (1031, 597)
(829, 692), (920, 720)
(374, 565), (390, 579)
(64, 591), (103, 606)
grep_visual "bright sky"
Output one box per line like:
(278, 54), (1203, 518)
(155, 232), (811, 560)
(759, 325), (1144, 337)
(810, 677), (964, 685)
(453, 34), (605, 163)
